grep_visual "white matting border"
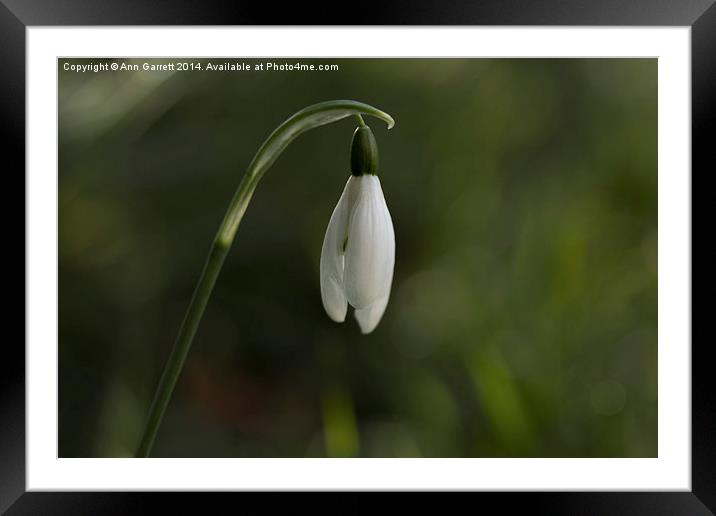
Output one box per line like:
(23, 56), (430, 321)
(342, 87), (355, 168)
(27, 27), (690, 490)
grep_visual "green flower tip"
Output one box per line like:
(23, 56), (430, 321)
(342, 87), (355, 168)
(350, 125), (379, 176)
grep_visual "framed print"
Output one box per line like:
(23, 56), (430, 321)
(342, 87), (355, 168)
(4, 0), (713, 513)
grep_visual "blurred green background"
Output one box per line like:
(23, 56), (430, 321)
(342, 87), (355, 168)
(59, 58), (657, 458)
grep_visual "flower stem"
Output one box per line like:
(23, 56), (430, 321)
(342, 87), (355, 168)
(135, 238), (229, 457)
(135, 100), (394, 457)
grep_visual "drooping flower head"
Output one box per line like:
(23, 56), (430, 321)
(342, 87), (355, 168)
(320, 123), (395, 334)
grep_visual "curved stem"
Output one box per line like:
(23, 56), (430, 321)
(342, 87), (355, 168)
(135, 100), (394, 457)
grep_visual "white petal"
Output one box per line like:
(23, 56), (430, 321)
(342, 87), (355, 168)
(320, 177), (358, 322)
(354, 293), (390, 334)
(344, 175), (395, 314)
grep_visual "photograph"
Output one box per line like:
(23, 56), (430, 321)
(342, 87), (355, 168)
(3, 0), (711, 507)
(58, 57), (658, 459)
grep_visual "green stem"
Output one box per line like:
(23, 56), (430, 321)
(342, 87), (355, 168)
(135, 240), (229, 457)
(135, 100), (394, 457)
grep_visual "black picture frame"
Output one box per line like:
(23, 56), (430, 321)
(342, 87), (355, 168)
(3, 1), (712, 513)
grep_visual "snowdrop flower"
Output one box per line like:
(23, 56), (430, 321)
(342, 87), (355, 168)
(136, 101), (395, 458)
(320, 124), (395, 334)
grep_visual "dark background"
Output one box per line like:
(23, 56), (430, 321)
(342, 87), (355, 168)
(58, 58), (657, 458)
